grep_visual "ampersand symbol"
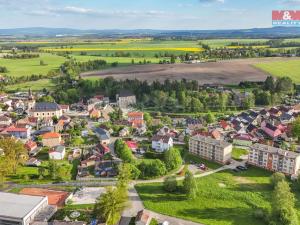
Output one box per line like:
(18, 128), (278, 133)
(283, 11), (292, 20)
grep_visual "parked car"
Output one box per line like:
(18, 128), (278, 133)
(237, 165), (247, 171)
(199, 163), (207, 170)
(161, 221), (169, 225)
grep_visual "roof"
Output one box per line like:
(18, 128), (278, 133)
(41, 132), (61, 139)
(252, 143), (300, 159)
(126, 141), (138, 149)
(128, 112), (144, 117)
(6, 126), (28, 132)
(265, 123), (279, 132)
(152, 135), (172, 143)
(49, 145), (65, 154)
(0, 192), (47, 219)
(0, 116), (11, 122)
(59, 104), (69, 110)
(25, 140), (37, 150)
(20, 188), (69, 207)
(118, 90), (135, 97)
(32, 102), (61, 112)
(191, 135), (232, 148)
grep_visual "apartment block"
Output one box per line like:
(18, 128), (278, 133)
(249, 143), (300, 176)
(189, 135), (232, 164)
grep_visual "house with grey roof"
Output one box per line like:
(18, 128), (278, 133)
(30, 102), (62, 119)
(0, 192), (56, 225)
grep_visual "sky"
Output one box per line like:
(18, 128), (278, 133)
(0, 0), (300, 30)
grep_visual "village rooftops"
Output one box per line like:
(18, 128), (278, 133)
(32, 102), (61, 112)
(191, 135), (232, 148)
(252, 143), (300, 159)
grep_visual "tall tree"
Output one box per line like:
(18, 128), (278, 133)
(292, 117), (300, 143)
(93, 186), (127, 225)
(271, 181), (298, 225)
(0, 138), (27, 174)
(183, 170), (197, 200)
(164, 148), (183, 171)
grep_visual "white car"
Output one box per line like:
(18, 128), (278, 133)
(161, 221), (169, 225)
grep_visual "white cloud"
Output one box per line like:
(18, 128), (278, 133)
(38, 6), (172, 18)
(198, 0), (225, 4)
(280, 0), (300, 5)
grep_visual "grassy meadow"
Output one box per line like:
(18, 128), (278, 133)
(254, 60), (300, 84)
(136, 166), (300, 225)
(0, 53), (66, 77)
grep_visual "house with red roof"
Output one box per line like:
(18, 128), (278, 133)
(261, 121), (282, 139)
(220, 120), (231, 131)
(125, 141), (138, 152)
(25, 140), (38, 154)
(4, 125), (31, 139)
(41, 132), (62, 147)
(128, 112), (144, 121)
(59, 104), (69, 113)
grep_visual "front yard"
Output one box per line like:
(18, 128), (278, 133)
(135, 167), (300, 225)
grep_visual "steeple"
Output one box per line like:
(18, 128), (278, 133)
(28, 88), (33, 100)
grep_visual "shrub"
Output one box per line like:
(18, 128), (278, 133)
(164, 176), (177, 192)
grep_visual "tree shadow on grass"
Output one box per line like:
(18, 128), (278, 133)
(178, 207), (266, 225)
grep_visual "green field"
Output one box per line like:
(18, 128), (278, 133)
(254, 60), (300, 84)
(0, 53), (66, 77)
(6, 79), (55, 92)
(136, 167), (300, 225)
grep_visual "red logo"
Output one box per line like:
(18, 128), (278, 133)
(272, 10), (300, 21)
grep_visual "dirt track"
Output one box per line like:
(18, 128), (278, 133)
(81, 57), (300, 84)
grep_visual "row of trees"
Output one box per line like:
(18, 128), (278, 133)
(3, 53), (39, 59)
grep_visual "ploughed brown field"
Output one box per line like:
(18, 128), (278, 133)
(81, 57), (300, 84)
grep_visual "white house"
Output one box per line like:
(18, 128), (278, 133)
(49, 145), (66, 160)
(151, 135), (173, 152)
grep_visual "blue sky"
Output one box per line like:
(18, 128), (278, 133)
(0, 0), (300, 29)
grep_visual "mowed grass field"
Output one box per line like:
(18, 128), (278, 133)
(136, 167), (300, 225)
(0, 53), (66, 77)
(5, 79), (55, 92)
(254, 60), (300, 84)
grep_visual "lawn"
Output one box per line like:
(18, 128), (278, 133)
(254, 60), (300, 84)
(5, 79), (55, 92)
(232, 148), (249, 161)
(0, 53), (66, 77)
(184, 153), (222, 170)
(5, 157), (75, 185)
(135, 167), (284, 225)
